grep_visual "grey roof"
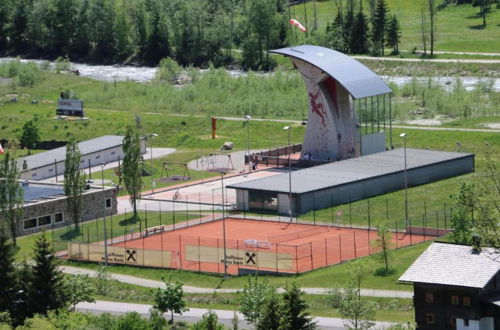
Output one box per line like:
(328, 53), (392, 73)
(19, 135), (125, 171)
(22, 183), (65, 202)
(270, 45), (392, 99)
(227, 148), (472, 194)
(399, 242), (500, 289)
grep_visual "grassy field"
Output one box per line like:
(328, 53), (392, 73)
(90, 277), (414, 322)
(294, 0), (500, 54)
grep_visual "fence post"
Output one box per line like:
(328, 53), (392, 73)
(367, 198), (371, 231)
(198, 236), (201, 272)
(436, 211), (439, 236)
(324, 238), (328, 266)
(338, 235), (342, 262)
(444, 203), (447, 229)
(409, 217), (413, 245)
(349, 197), (352, 228)
(185, 196), (189, 226)
(385, 198), (389, 220)
(423, 214), (426, 242)
(331, 196), (334, 227)
(159, 201), (162, 226)
(310, 242), (313, 270)
(110, 214), (113, 245)
(295, 246), (298, 274)
(313, 193), (316, 225)
(179, 235), (183, 269)
(276, 243), (279, 274)
(395, 217), (398, 249)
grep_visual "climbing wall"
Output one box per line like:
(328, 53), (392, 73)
(293, 58), (360, 162)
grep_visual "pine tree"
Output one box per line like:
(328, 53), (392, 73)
(64, 139), (86, 228)
(0, 232), (18, 315)
(20, 119), (40, 150)
(371, 0), (389, 56)
(25, 233), (67, 317)
(385, 14), (400, 55)
(123, 125), (143, 219)
(350, 6), (369, 54)
(278, 282), (316, 330)
(256, 294), (282, 330)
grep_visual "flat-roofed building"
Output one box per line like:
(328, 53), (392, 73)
(0, 181), (117, 236)
(18, 135), (146, 180)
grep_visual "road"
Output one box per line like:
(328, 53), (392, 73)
(76, 300), (396, 329)
(61, 265), (413, 298)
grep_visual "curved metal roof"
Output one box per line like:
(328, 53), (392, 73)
(270, 45), (392, 99)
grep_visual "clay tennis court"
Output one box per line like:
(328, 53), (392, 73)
(101, 218), (433, 275)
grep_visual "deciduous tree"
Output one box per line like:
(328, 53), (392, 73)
(239, 275), (275, 325)
(0, 152), (23, 245)
(64, 139), (86, 228)
(340, 263), (375, 330)
(123, 125), (143, 219)
(151, 276), (188, 324)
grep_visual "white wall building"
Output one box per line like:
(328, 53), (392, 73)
(18, 135), (146, 180)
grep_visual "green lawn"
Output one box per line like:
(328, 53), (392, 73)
(89, 276), (414, 322)
(295, 0), (500, 54)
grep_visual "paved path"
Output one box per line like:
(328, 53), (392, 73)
(61, 266), (413, 298)
(353, 55), (500, 64)
(76, 300), (395, 329)
(167, 114), (500, 133)
(414, 50), (500, 57)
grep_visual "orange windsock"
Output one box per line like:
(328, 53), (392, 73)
(289, 19), (307, 32)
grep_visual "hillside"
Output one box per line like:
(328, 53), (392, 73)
(294, 0), (500, 53)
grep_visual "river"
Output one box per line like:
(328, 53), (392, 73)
(1, 57), (499, 91)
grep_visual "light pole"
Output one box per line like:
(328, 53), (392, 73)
(400, 133), (408, 231)
(101, 162), (108, 266)
(220, 171), (228, 277)
(245, 115), (252, 173)
(283, 126), (293, 222)
(146, 133), (158, 168)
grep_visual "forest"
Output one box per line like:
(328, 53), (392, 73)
(0, 0), (405, 69)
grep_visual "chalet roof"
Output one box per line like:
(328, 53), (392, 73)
(399, 242), (500, 289)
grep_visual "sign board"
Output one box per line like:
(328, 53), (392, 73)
(56, 99), (84, 117)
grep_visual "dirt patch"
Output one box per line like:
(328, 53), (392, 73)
(483, 123), (500, 129)
(405, 118), (443, 126)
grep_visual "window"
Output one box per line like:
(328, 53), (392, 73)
(54, 213), (63, 223)
(426, 313), (435, 324)
(105, 198), (112, 208)
(48, 168), (54, 173)
(31, 173), (37, 177)
(463, 296), (471, 306)
(80, 159), (85, 164)
(111, 151), (116, 155)
(425, 292), (434, 303)
(464, 319), (469, 326)
(451, 295), (459, 305)
(95, 155), (101, 159)
(38, 215), (51, 226)
(24, 219), (37, 230)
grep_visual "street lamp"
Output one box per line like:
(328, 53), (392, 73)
(146, 133), (158, 168)
(220, 171), (228, 277)
(283, 126), (293, 222)
(245, 115), (252, 173)
(400, 133), (408, 231)
(101, 162), (108, 266)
